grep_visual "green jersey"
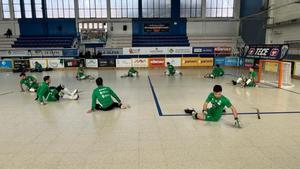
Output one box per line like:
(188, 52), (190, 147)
(212, 67), (224, 77)
(249, 71), (257, 79)
(91, 86), (121, 110)
(167, 64), (175, 74)
(205, 93), (232, 121)
(128, 68), (137, 76)
(20, 76), (39, 89)
(37, 82), (58, 102)
(35, 62), (42, 70)
(77, 67), (85, 77)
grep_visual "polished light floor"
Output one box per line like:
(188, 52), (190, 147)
(0, 68), (300, 169)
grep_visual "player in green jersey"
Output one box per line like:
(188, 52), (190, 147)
(165, 62), (182, 76)
(87, 77), (128, 113)
(19, 73), (39, 92)
(185, 85), (239, 122)
(121, 67), (139, 78)
(232, 67), (257, 87)
(204, 64), (224, 78)
(37, 76), (79, 105)
(76, 63), (94, 80)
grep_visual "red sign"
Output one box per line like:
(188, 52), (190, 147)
(148, 58), (165, 67)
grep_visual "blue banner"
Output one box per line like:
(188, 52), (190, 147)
(214, 57), (225, 66)
(63, 49), (78, 57)
(0, 60), (13, 69)
(193, 47), (214, 54)
(224, 57), (239, 66)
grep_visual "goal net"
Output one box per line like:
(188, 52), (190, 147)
(258, 60), (294, 89)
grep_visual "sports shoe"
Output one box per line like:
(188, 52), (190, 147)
(232, 80), (237, 85)
(192, 111), (198, 119)
(72, 89), (78, 95)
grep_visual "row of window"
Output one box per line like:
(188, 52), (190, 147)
(1, 0), (234, 19)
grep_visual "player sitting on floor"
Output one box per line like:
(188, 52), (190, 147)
(37, 76), (79, 105)
(185, 85), (238, 122)
(165, 62), (182, 76)
(232, 67), (257, 87)
(204, 64), (224, 78)
(76, 63), (94, 80)
(87, 77), (128, 113)
(121, 67), (139, 78)
(20, 73), (39, 92)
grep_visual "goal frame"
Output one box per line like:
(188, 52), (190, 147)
(258, 60), (284, 88)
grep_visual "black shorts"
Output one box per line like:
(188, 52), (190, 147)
(95, 102), (121, 111)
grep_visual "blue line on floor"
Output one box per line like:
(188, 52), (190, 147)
(148, 76), (163, 116)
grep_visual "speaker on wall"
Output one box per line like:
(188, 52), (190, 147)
(123, 25), (127, 31)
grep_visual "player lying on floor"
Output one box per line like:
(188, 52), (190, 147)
(76, 63), (94, 80)
(121, 67), (139, 78)
(30, 61), (53, 72)
(165, 62), (182, 76)
(204, 64), (224, 78)
(185, 85), (239, 122)
(20, 73), (39, 92)
(232, 67), (257, 87)
(37, 76), (79, 105)
(87, 77), (129, 113)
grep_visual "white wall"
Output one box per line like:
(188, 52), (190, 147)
(0, 20), (20, 36)
(107, 21), (132, 36)
(187, 20), (239, 37)
(266, 0), (300, 43)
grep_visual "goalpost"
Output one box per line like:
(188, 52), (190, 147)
(258, 60), (294, 89)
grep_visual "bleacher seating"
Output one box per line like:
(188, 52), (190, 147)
(12, 36), (74, 48)
(0, 36), (17, 49)
(132, 35), (189, 47)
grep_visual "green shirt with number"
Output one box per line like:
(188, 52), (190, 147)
(205, 92), (232, 121)
(167, 64), (175, 74)
(37, 82), (58, 102)
(20, 75), (39, 89)
(91, 86), (121, 110)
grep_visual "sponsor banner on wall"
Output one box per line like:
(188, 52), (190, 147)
(214, 47), (232, 55)
(116, 59), (132, 68)
(29, 59), (47, 68)
(193, 47), (214, 54)
(214, 57), (226, 66)
(1, 50), (29, 56)
(85, 59), (98, 68)
(96, 48), (123, 55)
(224, 57), (239, 66)
(144, 23), (170, 32)
(98, 59), (116, 67)
(243, 44), (288, 60)
(148, 58), (165, 67)
(244, 58), (255, 68)
(13, 59), (30, 69)
(165, 58), (181, 67)
(132, 58), (148, 67)
(64, 59), (80, 67)
(198, 58), (214, 66)
(63, 49), (79, 57)
(43, 50), (63, 57)
(182, 57), (200, 67)
(0, 60), (13, 69)
(47, 59), (64, 68)
(294, 62), (300, 77)
(166, 47), (192, 54)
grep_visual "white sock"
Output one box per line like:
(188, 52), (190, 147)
(62, 88), (73, 95)
(246, 79), (251, 85)
(63, 94), (78, 100)
(237, 78), (243, 84)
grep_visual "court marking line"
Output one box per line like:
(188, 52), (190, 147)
(148, 75), (300, 117)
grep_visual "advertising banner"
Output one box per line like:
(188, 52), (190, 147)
(214, 47), (232, 55)
(63, 49), (78, 57)
(47, 59), (65, 68)
(144, 23), (170, 32)
(0, 60), (13, 69)
(224, 57), (239, 66)
(244, 58), (255, 68)
(181, 57), (200, 67)
(96, 48), (123, 55)
(193, 47), (214, 54)
(214, 57), (226, 66)
(148, 58), (165, 67)
(198, 58), (214, 66)
(64, 59), (80, 67)
(166, 47), (192, 54)
(29, 59), (47, 68)
(85, 59), (98, 68)
(165, 58), (181, 67)
(243, 44), (289, 60)
(116, 59), (132, 68)
(98, 59), (116, 67)
(132, 58), (148, 67)
(13, 59), (30, 69)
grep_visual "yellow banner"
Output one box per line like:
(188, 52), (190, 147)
(198, 58), (214, 66)
(181, 57), (200, 67)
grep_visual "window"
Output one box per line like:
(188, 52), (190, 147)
(180, 0), (201, 17)
(24, 0), (32, 18)
(142, 0), (171, 18)
(78, 0), (107, 18)
(206, 0), (234, 17)
(35, 0), (43, 18)
(13, 0), (21, 18)
(2, 0), (10, 18)
(46, 0), (75, 18)
(111, 0), (138, 18)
